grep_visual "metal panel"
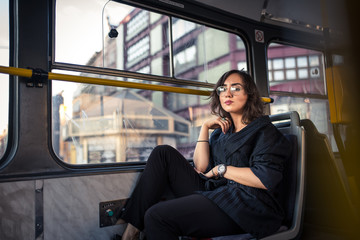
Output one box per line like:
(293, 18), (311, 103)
(0, 180), (35, 240)
(43, 172), (139, 239)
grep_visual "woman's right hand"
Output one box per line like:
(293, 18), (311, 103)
(203, 117), (231, 134)
(194, 116), (231, 172)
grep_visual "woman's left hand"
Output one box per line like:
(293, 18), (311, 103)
(202, 167), (218, 178)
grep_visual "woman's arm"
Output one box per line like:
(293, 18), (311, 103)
(193, 124), (211, 172)
(225, 166), (267, 189)
(193, 117), (231, 173)
(203, 166), (267, 189)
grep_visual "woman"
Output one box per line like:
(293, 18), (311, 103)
(119, 70), (291, 240)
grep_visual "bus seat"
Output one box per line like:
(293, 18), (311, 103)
(204, 111), (306, 240)
(300, 119), (359, 237)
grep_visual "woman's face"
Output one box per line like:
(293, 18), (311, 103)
(218, 73), (248, 115)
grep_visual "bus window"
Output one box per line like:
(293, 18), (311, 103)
(267, 43), (336, 150)
(52, 78), (210, 164)
(0, 0), (9, 160)
(55, 0), (247, 82)
(53, 0), (248, 164)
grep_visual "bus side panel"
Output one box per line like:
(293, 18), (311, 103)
(0, 181), (35, 240)
(0, 172), (139, 239)
(43, 172), (138, 239)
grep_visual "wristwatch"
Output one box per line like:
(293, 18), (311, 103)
(217, 164), (227, 178)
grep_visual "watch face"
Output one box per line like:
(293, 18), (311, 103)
(219, 166), (225, 171)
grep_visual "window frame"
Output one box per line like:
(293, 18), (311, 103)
(0, 0), (17, 168)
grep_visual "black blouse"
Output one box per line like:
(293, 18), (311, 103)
(198, 115), (291, 238)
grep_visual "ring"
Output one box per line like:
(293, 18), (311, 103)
(222, 117), (226, 121)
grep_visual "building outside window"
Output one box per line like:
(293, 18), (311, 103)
(267, 43), (335, 150)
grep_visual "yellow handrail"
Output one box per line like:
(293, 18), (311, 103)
(0, 65), (273, 102)
(0, 65), (211, 96)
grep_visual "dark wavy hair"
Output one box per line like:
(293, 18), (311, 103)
(210, 70), (264, 124)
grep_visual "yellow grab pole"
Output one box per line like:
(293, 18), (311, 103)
(0, 65), (211, 96)
(261, 96), (274, 103)
(48, 72), (211, 96)
(0, 65), (273, 102)
(0, 65), (33, 78)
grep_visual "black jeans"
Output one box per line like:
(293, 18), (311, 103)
(121, 145), (243, 240)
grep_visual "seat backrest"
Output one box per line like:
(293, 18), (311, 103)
(273, 134), (298, 228)
(262, 111), (306, 240)
(300, 119), (359, 235)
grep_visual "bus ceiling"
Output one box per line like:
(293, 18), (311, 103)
(123, 0), (351, 50)
(194, 0), (349, 37)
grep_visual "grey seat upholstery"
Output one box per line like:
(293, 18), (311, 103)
(300, 119), (359, 237)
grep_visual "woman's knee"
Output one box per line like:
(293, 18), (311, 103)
(147, 145), (178, 163)
(152, 145), (175, 154)
(144, 203), (166, 231)
(144, 202), (181, 239)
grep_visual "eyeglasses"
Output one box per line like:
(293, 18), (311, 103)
(216, 85), (243, 96)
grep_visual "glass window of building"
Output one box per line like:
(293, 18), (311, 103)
(297, 56), (308, 67)
(285, 57), (295, 68)
(309, 55), (320, 66)
(273, 58), (284, 69)
(274, 70), (284, 81)
(174, 44), (197, 74)
(298, 69), (308, 79)
(172, 18), (196, 41)
(0, 0), (9, 160)
(267, 43), (336, 150)
(172, 18), (246, 83)
(286, 70), (296, 80)
(126, 10), (149, 40)
(53, 0), (248, 164)
(126, 36), (150, 67)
